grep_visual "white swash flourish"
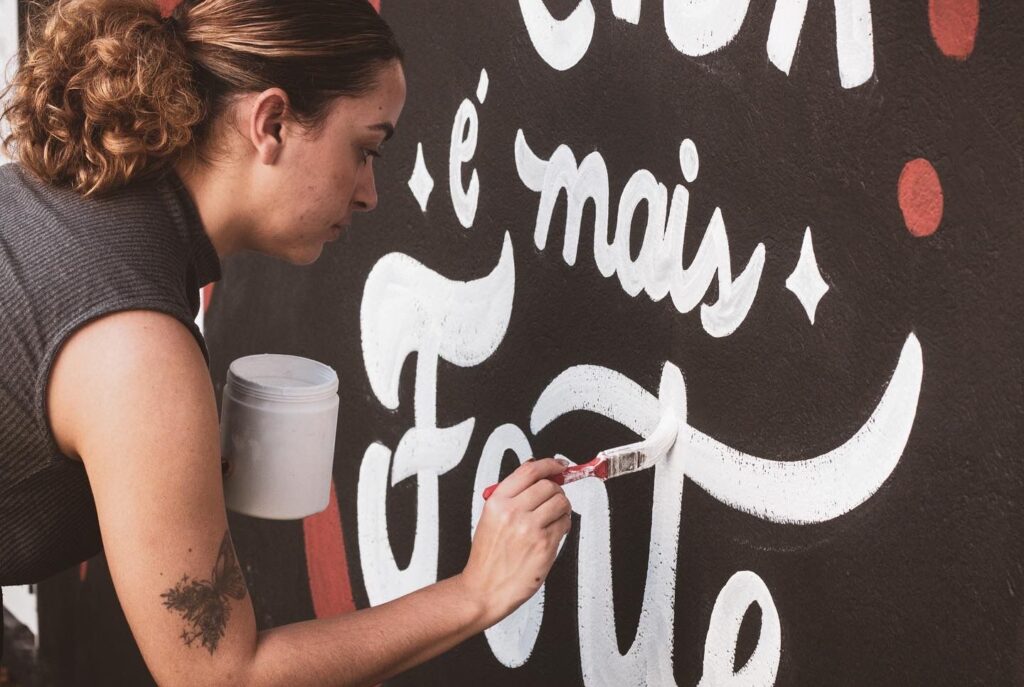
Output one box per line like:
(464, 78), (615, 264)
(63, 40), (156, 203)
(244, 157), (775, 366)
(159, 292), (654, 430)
(357, 232), (924, 685)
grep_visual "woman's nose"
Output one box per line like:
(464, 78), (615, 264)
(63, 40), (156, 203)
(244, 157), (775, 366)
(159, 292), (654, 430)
(353, 165), (378, 212)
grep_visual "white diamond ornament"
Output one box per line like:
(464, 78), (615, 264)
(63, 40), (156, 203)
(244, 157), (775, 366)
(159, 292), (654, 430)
(408, 142), (434, 213)
(476, 68), (489, 103)
(785, 227), (829, 325)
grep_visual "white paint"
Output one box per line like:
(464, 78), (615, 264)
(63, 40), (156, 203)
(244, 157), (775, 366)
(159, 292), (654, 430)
(517, 0), (595, 71)
(533, 363), (687, 686)
(0, 0), (18, 164)
(449, 99), (480, 228)
(686, 333), (923, 523)
(472, 424), (546, 667)
(515, 128), (766, 337)
(514, 129), (607, 268)
(535, 333), (922, 526)
(476, 68), (489, 103)
(611, 0), (641, 23)
(698, 571), (781, 687)
(1, 584), (38, 641)
(514, 0), (875, 88)
(664, 0), (751, 56)
(785, 227), (829, 325)
(767, 0), (874, 89)
(357, 234), (516, 604)
(679, 138), (699, 184)
(408, 142), (434, 213)
(355, 230), (923, 675)
(529, 334), (920, 682)
(612, 169), (668, 297)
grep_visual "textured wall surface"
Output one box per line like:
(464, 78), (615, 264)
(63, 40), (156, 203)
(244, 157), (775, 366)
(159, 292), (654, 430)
(28, 1), (1024, 685)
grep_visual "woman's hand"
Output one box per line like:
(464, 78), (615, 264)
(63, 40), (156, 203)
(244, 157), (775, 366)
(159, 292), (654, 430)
(459, 458), (573, 625)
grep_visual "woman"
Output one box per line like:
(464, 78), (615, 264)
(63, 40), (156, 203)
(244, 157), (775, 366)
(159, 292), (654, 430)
(0, 0), (572, 684)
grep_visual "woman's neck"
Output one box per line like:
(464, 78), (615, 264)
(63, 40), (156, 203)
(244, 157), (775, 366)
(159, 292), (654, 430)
(172, 155), (252, 259)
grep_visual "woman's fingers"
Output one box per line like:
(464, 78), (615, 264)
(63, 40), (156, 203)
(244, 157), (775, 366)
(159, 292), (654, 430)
(489, 457), (566, 499)
(516, 476), (563, 511)
(532, 490), (573, 528)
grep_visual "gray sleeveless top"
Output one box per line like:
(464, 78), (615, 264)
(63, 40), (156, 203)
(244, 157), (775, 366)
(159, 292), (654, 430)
(0, 161), (221, 589)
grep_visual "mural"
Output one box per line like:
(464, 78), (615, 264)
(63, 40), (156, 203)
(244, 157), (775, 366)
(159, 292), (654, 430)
(326, 2), (1019, 684)
(24, 1), (1024, 685)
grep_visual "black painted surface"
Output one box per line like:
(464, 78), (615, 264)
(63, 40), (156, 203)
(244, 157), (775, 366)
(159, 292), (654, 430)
(216, 1), (1024, 685)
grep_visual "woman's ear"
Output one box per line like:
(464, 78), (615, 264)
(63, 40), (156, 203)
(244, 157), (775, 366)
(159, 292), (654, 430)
(248, 88), (290, 164)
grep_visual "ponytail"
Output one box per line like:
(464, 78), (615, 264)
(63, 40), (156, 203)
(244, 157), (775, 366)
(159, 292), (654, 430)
(1, 0), (402, 198)
(1, 0), (203, 196)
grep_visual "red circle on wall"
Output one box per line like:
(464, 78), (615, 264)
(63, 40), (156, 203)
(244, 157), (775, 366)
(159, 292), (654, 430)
(898, 158), (944, 237)
(929, 0), (980, 60)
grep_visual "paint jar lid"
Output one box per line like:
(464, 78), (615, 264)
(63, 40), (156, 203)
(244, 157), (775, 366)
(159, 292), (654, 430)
(226, 354), (338, 403)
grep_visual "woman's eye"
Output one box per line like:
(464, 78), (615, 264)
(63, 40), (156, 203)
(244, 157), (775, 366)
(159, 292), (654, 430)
(361, 148), (382, 163)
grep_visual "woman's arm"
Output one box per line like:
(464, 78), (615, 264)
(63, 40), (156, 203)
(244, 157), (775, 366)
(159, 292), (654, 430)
(46, 309), (571, 687)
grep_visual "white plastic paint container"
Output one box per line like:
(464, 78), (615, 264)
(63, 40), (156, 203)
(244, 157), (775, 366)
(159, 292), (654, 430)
(220, 354), (339, 519)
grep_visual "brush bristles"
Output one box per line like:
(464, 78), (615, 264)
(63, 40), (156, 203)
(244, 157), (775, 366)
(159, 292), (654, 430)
(602, 412), (679, 479)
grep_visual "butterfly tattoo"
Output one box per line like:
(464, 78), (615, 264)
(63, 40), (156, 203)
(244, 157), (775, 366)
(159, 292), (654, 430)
(160, 529), (248, 654)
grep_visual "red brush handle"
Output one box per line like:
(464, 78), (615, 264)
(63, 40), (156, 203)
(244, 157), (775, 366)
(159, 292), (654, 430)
(481, 458), (603, 500)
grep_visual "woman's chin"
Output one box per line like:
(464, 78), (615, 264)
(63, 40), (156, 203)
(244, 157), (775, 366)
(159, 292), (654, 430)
(277, 243), (324, 266)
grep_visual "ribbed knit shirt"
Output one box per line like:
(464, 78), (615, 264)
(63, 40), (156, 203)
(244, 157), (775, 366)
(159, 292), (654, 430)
(0, 162), (221, 599)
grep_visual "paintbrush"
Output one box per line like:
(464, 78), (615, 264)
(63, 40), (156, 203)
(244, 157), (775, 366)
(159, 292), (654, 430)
(482, 411), (680, 499)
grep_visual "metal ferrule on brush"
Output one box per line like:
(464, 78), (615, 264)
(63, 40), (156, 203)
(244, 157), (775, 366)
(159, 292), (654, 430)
(598, 443), (649, 479)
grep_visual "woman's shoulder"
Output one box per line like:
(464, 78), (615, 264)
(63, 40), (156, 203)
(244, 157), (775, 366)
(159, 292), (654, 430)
(1, 161), (191, 279)
(0, 160), (206, 383)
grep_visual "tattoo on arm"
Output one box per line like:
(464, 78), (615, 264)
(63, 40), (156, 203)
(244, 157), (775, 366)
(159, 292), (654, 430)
(160, 529), (249, 654)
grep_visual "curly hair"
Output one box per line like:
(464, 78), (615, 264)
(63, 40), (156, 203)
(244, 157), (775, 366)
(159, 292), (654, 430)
(0, 0), (402, 197)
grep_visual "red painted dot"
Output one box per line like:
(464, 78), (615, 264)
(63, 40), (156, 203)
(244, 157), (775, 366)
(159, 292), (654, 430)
(898, 158), (944, 237)
(303, 479), (357, 619)
(929, 0), (979, 60)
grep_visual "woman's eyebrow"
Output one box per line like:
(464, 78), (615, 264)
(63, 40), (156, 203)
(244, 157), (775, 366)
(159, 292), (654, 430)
(367, 122), (395, 141)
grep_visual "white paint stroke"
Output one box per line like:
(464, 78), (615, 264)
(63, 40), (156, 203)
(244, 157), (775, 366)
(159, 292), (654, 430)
(360, 233), (515, 409)
(532, 332), (923, 525)
(514, 128), (608, 268)
(530, 365), (660, 436)
(533, 363), (688, 686)
(613, 169), (668, 297)
(476, 68), (489, 103)
(698, 571), (781, 687)
(664, 0), (752, 56)
(785, 226), (829, 325)
(358, 443), (446, 604)
(357, 234), (516, 605)
(472, 424), (546, 667)
(449, 98), (480, 228)
(680, 138), (699, 184)
(518, 0), (595, 71)
(686, 333), (923, 524)
(515, 128), (765, 337)
(611, 0), (641, 23)
(767, 0), (874, 89)
(530, 335), (920, 683)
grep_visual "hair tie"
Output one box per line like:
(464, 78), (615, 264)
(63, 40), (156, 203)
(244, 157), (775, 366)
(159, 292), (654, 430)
(157, 0), (183, 20)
